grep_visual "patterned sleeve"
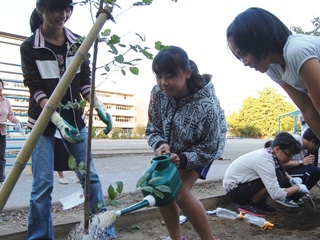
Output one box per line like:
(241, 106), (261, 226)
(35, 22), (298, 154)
(183, 103), (227, 169)
(145, 85), (167, 150)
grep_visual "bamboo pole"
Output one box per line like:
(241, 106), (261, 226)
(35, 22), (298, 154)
(0, 5), (113, 212)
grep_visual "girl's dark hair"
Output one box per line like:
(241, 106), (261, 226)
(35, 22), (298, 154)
(265, 132), (301, 154)
(30, 0), (73, 33)
(152, 46), (210, 94)
(0, 78), (3, 88)
(226, 7), (292, 61)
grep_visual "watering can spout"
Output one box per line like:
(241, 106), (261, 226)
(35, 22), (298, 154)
(116, 195), (156, 217)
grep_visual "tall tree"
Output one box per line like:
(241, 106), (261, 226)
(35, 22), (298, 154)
(227, 87), (296, 137)
(291, 17), (320, 36)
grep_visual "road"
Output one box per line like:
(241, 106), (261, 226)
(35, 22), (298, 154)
(2, 138), (267, 210)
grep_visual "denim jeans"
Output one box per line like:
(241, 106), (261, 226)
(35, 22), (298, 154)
(27, 127), (116, 239)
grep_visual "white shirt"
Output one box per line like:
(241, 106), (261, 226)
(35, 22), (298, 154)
(267, 34), (320, 93)
(223, 148), (287, 201)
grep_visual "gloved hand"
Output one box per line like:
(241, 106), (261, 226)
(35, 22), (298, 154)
(298, 184), (310, 194)
(289, 177), (303, 186)
(51, 112), (84, 143)
(15, 122), (25, 135)
(93, 100), (112, 134)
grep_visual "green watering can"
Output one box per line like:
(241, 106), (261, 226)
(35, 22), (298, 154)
(116, 154), (182, 216)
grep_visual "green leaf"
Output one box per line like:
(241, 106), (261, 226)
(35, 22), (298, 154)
(78, 161), (85, 170)
(115, 181), (124, 194)
(101, 29), (111, 37)
(135, 33), (146, 42)
(153, 189), (164, 199)
(129, 67), (139, 75)
(108, 184), (117, 200)
(115, 55), (124, 63)
(141, 186), (154, 193)
(129, 58), (142, 62)
(104, 65), (111, 72)
(109, 45), (118, 55)
(155, 185), (171, 193)
(68, 155), (77, 170)
(121, 69), (126, 76)
(147, 176), (164, 185)
(109, 199), (120, 207)
(129, 45), (138, 52)
(136, 174), (150, 188)
(109, 34), (121, 44)
(79, 100), (87, 109)
(118, 43), (126, 48)
(141, 49), (153, 59)
(143, 0), (153, 5)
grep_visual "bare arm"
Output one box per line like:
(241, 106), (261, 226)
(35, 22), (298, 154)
(279, 81), (320, 140)
(300, 58), (320, 113)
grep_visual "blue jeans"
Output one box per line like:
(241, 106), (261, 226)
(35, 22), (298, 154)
(27, 127), (116, 239)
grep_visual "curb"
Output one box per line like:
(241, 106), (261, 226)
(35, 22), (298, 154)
(0, 194), (230, 240)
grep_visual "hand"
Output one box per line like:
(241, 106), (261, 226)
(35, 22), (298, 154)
(289, 177), (303, 186)
(94, 100), (112, 134)
(155, 143), (170, 156)
(303, 155), (315, 165)
(298, 184), (310, 194)
(15, 122), (25, 135)
(51, 112), (84, 143)
(169, 153), (180, 168)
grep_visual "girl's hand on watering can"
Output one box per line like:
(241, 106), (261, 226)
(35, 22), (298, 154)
(169, 153), (180, 168)
(155, 143), (171, 156)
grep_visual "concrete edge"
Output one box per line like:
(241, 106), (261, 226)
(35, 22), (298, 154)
(0, 194), (230, 240)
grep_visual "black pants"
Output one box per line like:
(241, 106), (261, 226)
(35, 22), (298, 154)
(0, 134), (6, 182)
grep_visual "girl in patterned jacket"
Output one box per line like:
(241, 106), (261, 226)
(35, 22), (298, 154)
(146, 46), (227, 240)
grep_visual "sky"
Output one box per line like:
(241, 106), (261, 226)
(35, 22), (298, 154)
(2, 0), (320, 115)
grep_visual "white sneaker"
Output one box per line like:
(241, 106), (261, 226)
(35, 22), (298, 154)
(275, 199), (299, 208)
(59, 177), (68, 185)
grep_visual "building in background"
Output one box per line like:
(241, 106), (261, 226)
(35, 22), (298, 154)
(0, 31), (142, 137)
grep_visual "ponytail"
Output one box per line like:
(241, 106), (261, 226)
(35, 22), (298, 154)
(30, 8), (43, 34)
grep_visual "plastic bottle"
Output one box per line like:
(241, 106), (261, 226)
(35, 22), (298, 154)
(241, 213), (274, 230)
(215, 207), (240, 220)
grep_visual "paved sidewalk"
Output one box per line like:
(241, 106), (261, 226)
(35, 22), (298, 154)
(3, 151), (232, 210)
(2, 138), (267, 210)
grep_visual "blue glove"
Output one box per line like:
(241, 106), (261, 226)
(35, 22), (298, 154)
(51, 112), (84, 143)
(94, 100), (112, 134)
(289, 177), (303, 186)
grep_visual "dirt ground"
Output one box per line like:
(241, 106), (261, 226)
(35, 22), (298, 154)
(1, 180), (320, 240)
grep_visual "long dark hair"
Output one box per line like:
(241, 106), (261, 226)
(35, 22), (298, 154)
(226, 7), (292, 61)
(152, 46), (210, 94)
(30, 0), (74, 34)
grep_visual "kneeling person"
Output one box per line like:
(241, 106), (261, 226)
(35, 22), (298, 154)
(223, 132), (309, 216)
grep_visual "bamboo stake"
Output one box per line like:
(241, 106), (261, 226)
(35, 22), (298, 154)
(0, 5), (113, 212)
